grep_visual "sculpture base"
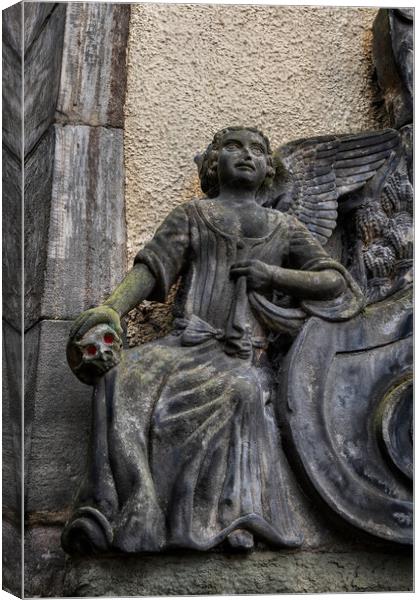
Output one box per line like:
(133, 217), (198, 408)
(62, 549), (412, 596)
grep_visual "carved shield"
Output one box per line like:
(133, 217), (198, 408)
(283, 290), (413, 545)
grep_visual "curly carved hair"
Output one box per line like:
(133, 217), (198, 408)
(196, 126), (275, 198)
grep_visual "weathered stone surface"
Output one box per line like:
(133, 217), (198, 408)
(2, 145), (22, 330)
(2, 2), (54, 57)
(24, 127), (55, 330)
(2, 519), (22, 598)
(3, 7), (23, 596)
(24, 321), (41, 501)
(285, 290), (413, 545)
(23, 2), (55, 54)
(25, 320), (91, 513)
(24, 526), (66, 598)
(2, 320), (22, 518)
(41, 125), (126, 320)
(373, 9), (413, 129)
(63, 549), (412, 596)
(57, 3), (130, 127)
(2, 2), (22, 57)
(24, 3), (66, 156)
(2, 18), (22, 160)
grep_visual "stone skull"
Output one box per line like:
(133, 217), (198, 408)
(68, 323), (123, 385)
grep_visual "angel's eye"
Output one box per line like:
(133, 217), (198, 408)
(224, 141), (241, 151)
(251, 145), (265, 155)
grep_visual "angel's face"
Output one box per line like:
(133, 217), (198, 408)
(217, 130), (269, 191)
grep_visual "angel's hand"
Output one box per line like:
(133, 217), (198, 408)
(230, 260), (274, 292)
(69, 305), (123, 343)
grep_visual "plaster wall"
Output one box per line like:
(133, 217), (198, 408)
(123, 4), (383, 343)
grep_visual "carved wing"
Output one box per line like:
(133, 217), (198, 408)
(269, 129), (400, 245)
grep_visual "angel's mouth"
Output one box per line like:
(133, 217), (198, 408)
(235, 163), (255, 172)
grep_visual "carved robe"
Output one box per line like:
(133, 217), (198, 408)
(62, 199), (362, 553)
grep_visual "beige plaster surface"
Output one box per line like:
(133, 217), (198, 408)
(123, 4), (384, 343)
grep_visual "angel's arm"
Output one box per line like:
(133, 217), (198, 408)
(270, 265), (344, 299)
(230, 260), (344, 300)
(69, 205), (190, 341)
(230, 216), (345, 299)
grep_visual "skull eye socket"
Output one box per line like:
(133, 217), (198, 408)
(104, 333), (114, 344)
(86, 345), (97, 356)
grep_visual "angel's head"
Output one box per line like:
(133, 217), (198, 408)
(196, 126), (275, 198)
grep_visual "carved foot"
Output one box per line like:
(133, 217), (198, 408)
(227, 529), (254, 550)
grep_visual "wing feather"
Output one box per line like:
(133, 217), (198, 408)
(271, 128), (400, 245)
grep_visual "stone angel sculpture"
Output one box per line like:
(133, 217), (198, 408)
(62, 125), (409, 555)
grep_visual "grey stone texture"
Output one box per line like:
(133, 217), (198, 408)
(2, 320), (22, 517)
(25, 320), (91, 514)
(2, 3), (22, 160)
(24, 525), (67, 598)
(22, 2), (55, 53)
(2, 520), (22, 598)
(41, 124), (126, 321)
(24, 127), (55, 330)
(57, 3), (130, 127)
(373, 9), (413, 129)
(2, 145), (22, 331)
(2, 4), (23, 595)
(62, 549), (413, 596)
(23, 3), (66, 156)
(12, 3), (130, 597)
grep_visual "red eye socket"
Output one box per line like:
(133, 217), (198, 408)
(86, 345), (97, 356)
(104, 333), (114, 344)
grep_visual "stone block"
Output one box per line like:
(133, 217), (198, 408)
(63, 549), (413, 596)
(2, 320), (22, 518)
(2, 27), (22, 160)
(2, 146), (22, 330)
(2, 519), (22, 598)
(23, 321), (41, 497)
(42, 125), (126, 320)
(25, 320), (92, 513)
(23, 2), (56, 54)
(24, 526), (66, 598)
(24, 3), (66, 156)
(24, 127), (55, 330)
(57, 3), (130, 127)
(2, 2), (54, 57)
(2, 2), (22, 57)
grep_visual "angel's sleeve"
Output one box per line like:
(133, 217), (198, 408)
(287, 216), (332, 270)
(134, 204), (190, 302)
(287, 216), (365, 321)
